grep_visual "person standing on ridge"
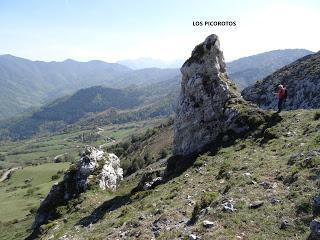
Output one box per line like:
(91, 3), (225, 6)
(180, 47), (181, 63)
(275, 84), (287, 113)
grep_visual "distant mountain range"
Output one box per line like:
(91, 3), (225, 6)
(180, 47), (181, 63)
(0, 49), (313, 121)
(0, 82), (177, 140)
(227, 49), (313, 89)
(117, 49), (314, 90)
(0, 86), (141, 139)
(0, 55), (180, 120)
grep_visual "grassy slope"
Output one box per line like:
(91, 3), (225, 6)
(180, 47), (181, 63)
(0, 163), (70, 222)
(0, 163), (69, 240)
(33, 109), (320, 240)
(0, 118), (166, 239)
(0, 119), (164, 169)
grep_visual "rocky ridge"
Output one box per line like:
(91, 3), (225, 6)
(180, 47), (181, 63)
(242, 51), (320, 110)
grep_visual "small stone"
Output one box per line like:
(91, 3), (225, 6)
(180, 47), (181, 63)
(223, 202), (235, 212)
(270, 198), (281, 205)
(187, 199), (196, 206)
(198, 207), (210, 218)
(203, 220), (214, 228)
(249, 201), (264, 209)
(243, 172), (251, 177)
(189, 234), (198, 240)
(286, 131), (293, 137)
(259, 181), (271, 189)
(280, 219), (290, 229)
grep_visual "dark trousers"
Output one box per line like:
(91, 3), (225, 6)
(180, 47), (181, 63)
(277, 98), (284, 112)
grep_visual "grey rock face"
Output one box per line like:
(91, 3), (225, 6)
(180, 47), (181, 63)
(31, 146), (122, 231)
(173, 34), (261, 156)
(242, 52), (320, 110)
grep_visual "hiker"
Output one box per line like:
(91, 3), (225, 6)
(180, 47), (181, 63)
(275, 84), (287, 113)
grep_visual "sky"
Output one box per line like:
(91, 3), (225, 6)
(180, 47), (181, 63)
(0, 0), (319, 62)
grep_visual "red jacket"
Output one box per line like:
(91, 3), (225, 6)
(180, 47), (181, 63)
(278, 88), (285, 99)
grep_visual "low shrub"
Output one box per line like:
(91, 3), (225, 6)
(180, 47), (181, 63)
(216, 161), (231, 180)
(314, 112), (320, 121)
(191, 192), (219, 222)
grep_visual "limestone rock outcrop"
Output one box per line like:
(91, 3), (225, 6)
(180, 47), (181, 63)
(173, 34), (264, 156)
(31, 146), (123, 231)
(99, 153), (123, 190)
(242, 51), (320, 110)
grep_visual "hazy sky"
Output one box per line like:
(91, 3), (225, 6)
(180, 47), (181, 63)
(0, 0), (319, 62)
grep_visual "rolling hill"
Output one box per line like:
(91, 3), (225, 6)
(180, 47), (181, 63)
(0, 49), (312, 120)
(0, 86), (142, 139)
(227, 49), (313, 89)
(0, 55), (180, 120)
(0, 78), (179, 140)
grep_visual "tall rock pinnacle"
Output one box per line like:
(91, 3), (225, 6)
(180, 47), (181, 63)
(173, 34), (263, 156)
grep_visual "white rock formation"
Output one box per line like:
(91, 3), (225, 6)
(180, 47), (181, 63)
(173, 34), (260, 156)
(31, 146), (123, 231)
(99, 153), (123, 190)
(72, 146), (123, 194)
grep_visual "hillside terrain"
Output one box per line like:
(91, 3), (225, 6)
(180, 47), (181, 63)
(0, 48), (311, 140)
(0, 55), (180, 120)
(1, 109), (319, 240)
(242, 51), (320, 110)
(0, 117), (169, 239)
(228, 49), (313, 90)
(0, 49), (311, 121)
(0, 34), (318, 240)
(0, 81), (177, 140)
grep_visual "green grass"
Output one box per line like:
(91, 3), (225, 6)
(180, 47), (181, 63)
(1, 110), (319, 239)
(0, 119), (164, 170)
(0, 118), (167, 239)
(0, 162), (69, 222)
(31, 109), (320, 239)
